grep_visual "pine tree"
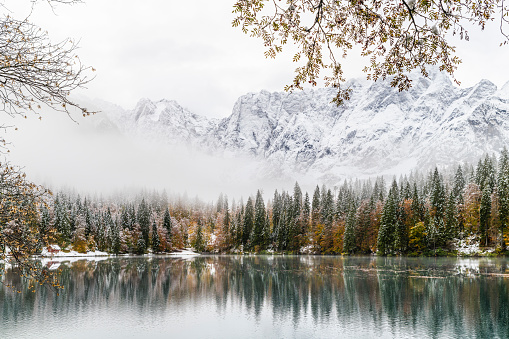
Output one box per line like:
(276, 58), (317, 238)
(377, 182), (398, 255)
(453, 165), (466, 204)
(251, 190), (266, 250)
(320, 189), (335, 252)
(394, 217), (408, 253)
(276, 193), (291, 251)
(151, 220), (160, 252)
(120, 206), (130, 231)
(311, 185), (321, 226)
(343, 199), (357, 254)
(498, 147), (509, 249)
(272, 190), (282, 247)
(136, 238), (146, 255)
(138, 199), (151, 246)
(445, 190), (458, 239)
(163, 208), (172, 245)
(411, 183), (422, 224)
(430, 167), (446, 221)
(84, 201), (93, 237)
(111, 217), (121, 254)
(480, 186), (492, 247)
(234, 208), (243, 248)
(263, 214), (271, 249)
(293, 182), (302, 216)
(242, 197), (254, 249)
(54, 194), (72, 245)
(39, 205), (51, 240)
(302, 192), (311, 240)
(223, 196), (230, 241)
(194, 220), (205, 252)
(104, 208), (115, 250)
(216, 193), (224, 213)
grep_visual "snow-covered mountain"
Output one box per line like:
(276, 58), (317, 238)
(100, 68), (509, 183)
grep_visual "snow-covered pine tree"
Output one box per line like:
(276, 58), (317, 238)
(163, 207), (172, 244)
(411, 183), (422, 225)
(445, 190), (458, 240)
(194, 220), (205, 252)
(251, 190), (266, 251)
(137, 199), (151, 247)
(343, 198), (357, 254)
(320, 189), (335, 253)
(377, 181), (398, 255)
(302, 192), (311, 242)
(430, 167), (446, 221)
(242, 197), (254, 249)
(110, 217), (121, 254)
(453, 165), (466, 204)
(151, 220), (160, 252)
(498, 148), (509, 249)
(480, 186), (492, 247)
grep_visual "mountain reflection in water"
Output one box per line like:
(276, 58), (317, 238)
(1, 256), (508, 339)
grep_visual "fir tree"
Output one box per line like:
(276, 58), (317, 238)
(311, 186), (321, 249)
(111, 217), (121, 254)
(84, 202), (93, 237)
(136, 238), (146, 255)
(453, 165), (466, 204)
(377, 182), (398, 255)
(194, 221), (205, 252)
(104, 208), (115, 250)
(430, 167), (446, 220)
(216, 193), (224, 213)
(120, 206), (130, 231)
(320, 189), (335, 252)
(251, 190), (266, 250)
(302, 192), (311, 239)
(242, 197), (254, 249)
(480, 186), (492, 247)
(163, 208), (172, 245)
(54, 195), (72, 245)
(222, 196), (231, 247)
(394, 217), (408, 253)
(272, 190), (282, 247)
(445, 190), (458, 239)
(138, 199), (151, 246)
(498, 147), (509, 249)
(343, 199), (357, 254)
(411, 183), (422, 224)
(151, 220), (160, 252)
(39, 205), (51, 240)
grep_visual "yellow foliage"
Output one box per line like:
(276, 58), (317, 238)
(409, 222), (426, 253)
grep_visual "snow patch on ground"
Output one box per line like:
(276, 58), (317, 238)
(168, 248), (200, 257)
(40, 245), (109, 258)
(454, 235), (495, 256)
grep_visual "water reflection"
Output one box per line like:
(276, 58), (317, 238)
(1, 256), (509, 338)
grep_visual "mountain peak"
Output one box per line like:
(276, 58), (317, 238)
(104, 71), (509, 183)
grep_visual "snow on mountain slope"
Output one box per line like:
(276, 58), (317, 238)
(100, 69), (509, 183)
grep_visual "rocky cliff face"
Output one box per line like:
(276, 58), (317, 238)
(103, 68), (509, 182)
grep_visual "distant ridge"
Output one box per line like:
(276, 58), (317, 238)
(99, 68), (509, 183)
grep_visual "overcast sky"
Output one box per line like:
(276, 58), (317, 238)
(6, 0), (509, 118)
(2, 0), (509, 199)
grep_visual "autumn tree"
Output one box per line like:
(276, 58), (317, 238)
(0, 0), (93, 123)
(233, 0), (508, 105)
(0, 0), (94, 289)
(0, 162), (61, 291)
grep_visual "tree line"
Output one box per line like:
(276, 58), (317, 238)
(24, 149), (509, 256)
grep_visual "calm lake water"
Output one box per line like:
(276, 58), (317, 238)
(1, 255), (509, 338)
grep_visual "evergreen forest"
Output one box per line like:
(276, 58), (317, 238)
(21, 149), (509, 256)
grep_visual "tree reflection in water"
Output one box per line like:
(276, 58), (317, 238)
(1, 256), (509, 338)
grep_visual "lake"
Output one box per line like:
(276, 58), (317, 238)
(1, 255), (508, 338)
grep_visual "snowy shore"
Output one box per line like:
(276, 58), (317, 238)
(37, 245), (200, 258)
